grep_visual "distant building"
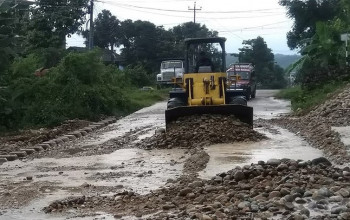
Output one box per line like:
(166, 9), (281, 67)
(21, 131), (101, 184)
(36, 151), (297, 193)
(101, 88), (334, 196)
(289, 71), (296, 86)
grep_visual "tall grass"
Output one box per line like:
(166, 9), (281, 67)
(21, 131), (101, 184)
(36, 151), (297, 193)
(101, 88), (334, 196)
(125, 88), (170, 112)
(276, 81), (348, 113)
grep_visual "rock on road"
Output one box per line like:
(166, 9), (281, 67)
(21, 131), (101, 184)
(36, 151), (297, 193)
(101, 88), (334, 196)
(0, 90), (326, 220)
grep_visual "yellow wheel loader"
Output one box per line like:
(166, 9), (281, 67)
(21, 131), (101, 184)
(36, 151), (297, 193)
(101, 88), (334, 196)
(165, 37), (253, 127)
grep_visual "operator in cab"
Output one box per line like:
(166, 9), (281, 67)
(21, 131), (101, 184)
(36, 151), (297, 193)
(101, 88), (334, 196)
(195, 51), (214, 73)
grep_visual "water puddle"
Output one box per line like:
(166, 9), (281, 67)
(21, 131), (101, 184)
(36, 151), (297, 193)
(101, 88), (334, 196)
(1, 148), (185, 193)
(199, 125), (324, 179)
(250, 96), (291, 120)
(1, 147), (186, 219)
(83, 102), (166, 146)
(332, 126), (350, 146)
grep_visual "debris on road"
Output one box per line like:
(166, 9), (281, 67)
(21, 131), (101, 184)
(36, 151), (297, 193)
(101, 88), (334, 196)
(273, 85), (350, 164)
(43, 158), (350, 220)
(0, 119), (90, 155)
(137, 114), (266, 150)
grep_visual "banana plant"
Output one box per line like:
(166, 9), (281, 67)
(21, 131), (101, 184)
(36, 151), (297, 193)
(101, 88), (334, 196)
(286, 21), (344, 75)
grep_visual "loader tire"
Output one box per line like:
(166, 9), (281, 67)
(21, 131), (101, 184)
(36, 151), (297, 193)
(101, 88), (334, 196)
(167, 98), (185, 109)
(229, 96), (247, 106)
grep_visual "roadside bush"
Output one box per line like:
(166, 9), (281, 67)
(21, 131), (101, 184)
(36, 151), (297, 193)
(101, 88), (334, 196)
(2, 50), (131, 129)
(0, 49), (167, 132)
(277, 80), (348, 113)
(11, 54), (42, 79)
(124, 64), (153, 87)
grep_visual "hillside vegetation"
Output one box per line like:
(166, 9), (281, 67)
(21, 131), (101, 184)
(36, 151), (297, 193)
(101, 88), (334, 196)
(278, 0), (350, 111)
(0, 50), (167, 132)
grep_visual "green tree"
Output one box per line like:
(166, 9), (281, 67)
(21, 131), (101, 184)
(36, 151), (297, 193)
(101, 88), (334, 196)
(119, 21), (219, 72)
(0, 0), (32, 77)
(170, 22), (218, 55)
(290, 21), (348, 89)
(82, 10), (121, 52)
(171, 22), (218, 41)
(279, 0), (340, 49)
(26, 0), (89, 51)
(0, 0), (15, 77)
(238, 36), (287, 88)
(119, 20), (159, 72)
(284, 0), (350, 89)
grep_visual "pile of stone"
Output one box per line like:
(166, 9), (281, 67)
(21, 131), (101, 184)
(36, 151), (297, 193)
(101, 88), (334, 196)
(0, 119), (90, 155)
(274, 85), (350, 164)
(305, 84), (350, 126)
(44, 157), (350, 220)
(137, 114), (266, 149)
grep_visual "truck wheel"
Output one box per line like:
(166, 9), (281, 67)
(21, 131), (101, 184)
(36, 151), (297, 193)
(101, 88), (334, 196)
(245, 92), (251, 101)
(167, 98), (185, 109)
(229, 96), (247, 106)
(251, 89), (256, 98)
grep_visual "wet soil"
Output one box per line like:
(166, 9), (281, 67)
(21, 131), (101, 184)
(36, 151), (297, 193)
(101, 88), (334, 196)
(43, 158), (350, 220)
(0, 120), (90, 155)
(0, 90), (342, 220)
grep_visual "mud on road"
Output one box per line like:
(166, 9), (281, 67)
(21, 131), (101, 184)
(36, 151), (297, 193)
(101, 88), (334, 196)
(0, 90), (346, 220)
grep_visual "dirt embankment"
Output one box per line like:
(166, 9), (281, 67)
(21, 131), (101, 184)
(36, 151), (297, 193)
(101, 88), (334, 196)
(273, 85), (350, 164)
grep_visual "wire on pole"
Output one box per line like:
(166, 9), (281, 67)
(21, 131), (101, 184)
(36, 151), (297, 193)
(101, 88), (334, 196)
(88, 0), (94, 50)
(188, 1), (201, 23)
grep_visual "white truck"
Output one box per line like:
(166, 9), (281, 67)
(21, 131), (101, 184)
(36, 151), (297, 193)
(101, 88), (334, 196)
(156, 60), (184, 85)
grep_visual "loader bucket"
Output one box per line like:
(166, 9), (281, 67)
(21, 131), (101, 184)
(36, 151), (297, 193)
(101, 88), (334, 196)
(165, 105), (253, 128)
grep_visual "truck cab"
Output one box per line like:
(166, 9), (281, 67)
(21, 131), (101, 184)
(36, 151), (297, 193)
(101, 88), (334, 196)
(226, 63), (257, 100)
(156, 60), (184, 84)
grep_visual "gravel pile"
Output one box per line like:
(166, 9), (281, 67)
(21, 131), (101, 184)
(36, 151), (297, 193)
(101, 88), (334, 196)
(44, 157), (350, 220)
(0, 119), (90, 154)
(305, 85), (350, 126)
(137, 114), (266, 149)
(273, 85), (350, 164)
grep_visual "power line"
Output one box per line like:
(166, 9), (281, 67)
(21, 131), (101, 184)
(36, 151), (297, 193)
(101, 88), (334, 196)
(116, 4), (193, 19)
(229, 21), (290, 32)
(102, 2), (285, 20)
(218, 26), (290, 33)
(97, 1), (189, 12)
(207, 18), (244, 40)
(105, 0), (192, 3)
(188, 1), (201, 23)
(98, 1), (283, 14)
(196, 13), (285, 20)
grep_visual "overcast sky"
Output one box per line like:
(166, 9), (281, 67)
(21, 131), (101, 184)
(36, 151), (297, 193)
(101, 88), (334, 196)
(67, 0), (297, 55)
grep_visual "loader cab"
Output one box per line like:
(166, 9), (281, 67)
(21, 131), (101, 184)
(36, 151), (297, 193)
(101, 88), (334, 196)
(184, 37), (227, 74)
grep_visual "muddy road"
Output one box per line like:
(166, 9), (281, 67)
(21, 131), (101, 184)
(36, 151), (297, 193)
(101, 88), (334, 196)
(0, 90), (326, 219)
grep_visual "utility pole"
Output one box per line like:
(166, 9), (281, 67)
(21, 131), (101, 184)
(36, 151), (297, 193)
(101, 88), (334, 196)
(341, 33), (350, 66)
(88, 0), (94, 50)
(188, 1), (201, 23)
(346, 37), (348, 66)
